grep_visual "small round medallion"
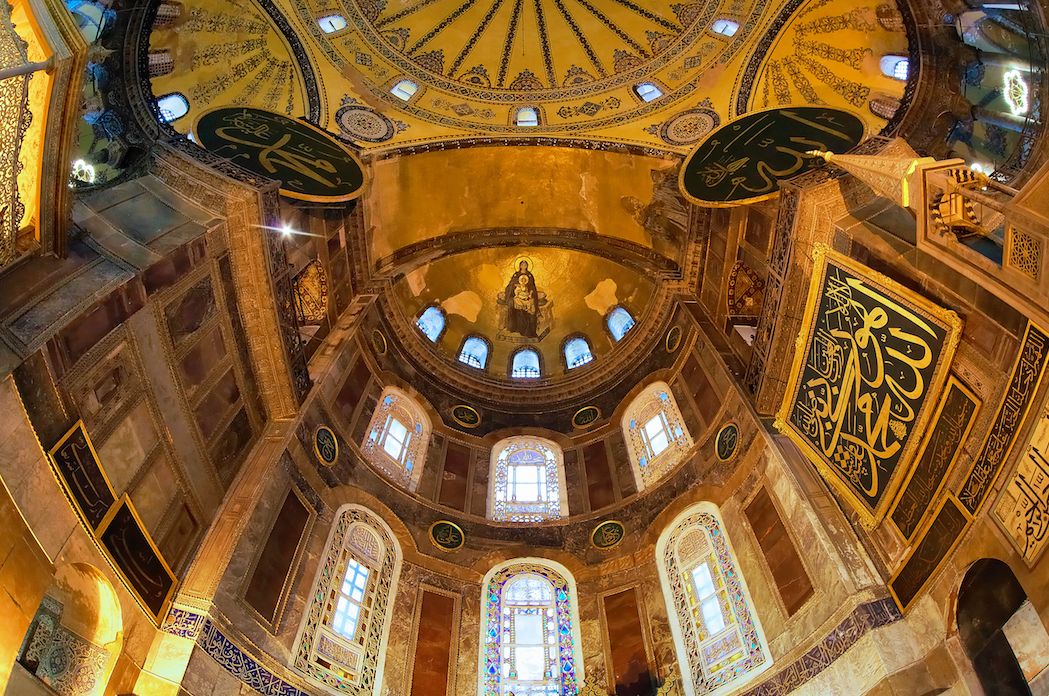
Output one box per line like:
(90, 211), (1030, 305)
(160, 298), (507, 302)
(715, 423), (740, 461)
(336, 104), (396, 143)
(572, 405), (602, 430)
(451, 404), (481, 429)
(371, 330), (388, 355)
(591, 520), (625, 550)
(660, 108), (720, 146)
(313, 425), (339, 467)
(665, 325), (683, 353)
(429, 520), (465, 551)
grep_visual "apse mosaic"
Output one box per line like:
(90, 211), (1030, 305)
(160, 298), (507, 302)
(777, 247), (962, 527)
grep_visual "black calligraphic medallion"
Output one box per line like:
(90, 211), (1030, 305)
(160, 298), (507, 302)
(313, 425), (339, 467)
(572, 406), (601, 429)
(665, 325), (683, 353)
(679, 106), (865, 206)
(715, 423), (740, 461)
(451, 404), (481, 429)
(194, 107), (366, 203)
(371, 330), (388, 355)
(48, 421), (116, 531)
(429, 520), (465, 551)
(591, 521), (625, 550)
(778, 247), (961, 526)
(99, 496), (177, 622)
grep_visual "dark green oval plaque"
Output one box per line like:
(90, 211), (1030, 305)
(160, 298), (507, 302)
(665, 325), (683, 353)
(451, 404), (481, 428)
(194, 107), (366, 203)
(314, 425), (339, 466)
(715, 423), (740, 461)
(572, 405), (602, 429)
(429, 520), (465, 551)
(679, 106), (865, 206)
(591, 520), (625, 550)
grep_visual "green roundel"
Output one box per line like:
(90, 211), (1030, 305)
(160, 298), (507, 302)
(679, 106), (865, 206)
(194, 107), (366, 203)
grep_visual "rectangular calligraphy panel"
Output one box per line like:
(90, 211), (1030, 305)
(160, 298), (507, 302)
(993, 405), (1049, 566)
(890, 377), (980, 540)
(48, 420), (117, 531)
(99, 495), (177, 623)
(959, 322), (1049, 515)
(889, 495), (969, 613)
(777, 247), (961, 526)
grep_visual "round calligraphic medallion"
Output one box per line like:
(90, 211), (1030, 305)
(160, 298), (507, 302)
(371, 329), (388, 355)
(336, 104), (395, 143)
(313, 425), (339, 467)
(572, 406), (602, 430)
(715, 423), (740, 461)
(193, 107), (366, 203)
(679, 106), (865, 207)
(429, 520), (465, 551)
(665, 325), (683, 353)
(660, 108), (720, 146)
(451, 404), (481, 429)
(591, 520), (625, 550)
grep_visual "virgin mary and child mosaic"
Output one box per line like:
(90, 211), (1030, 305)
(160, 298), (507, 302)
(497, 258), (552, 341)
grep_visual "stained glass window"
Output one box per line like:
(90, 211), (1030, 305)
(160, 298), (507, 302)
(657, 503), (771, 695)
(361, 387), (431, 492)
(489, 437), (567, 522)
(294, 506), (399, 694)
(480, 561), (582, 696)
(511, 348), (541, 378)
(563, 336), (594, 369)
(606, 306), (636, 342)
(622, 382), (692, 489)
(416, 305), (445, 342)
(459, 335), (490, 369)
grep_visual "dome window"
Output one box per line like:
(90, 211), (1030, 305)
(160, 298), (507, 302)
(622, 382), (693, 489)
(458, 335), (490, 369)
(488, 437), (567, 521)
(712, 19), (739, 36)
(606, 306), (636, 342)
(317, 14), (347, 33)
(510, 348), (541, 378)
(515, 106), (539, 127)
(415, 305), (445, 342)
(156, 92), (189, 122)
(390, 79), (418, 101)
(880, 55), (909, 81)
(563, 336), (594, 369)
(634, 82), (664, 102)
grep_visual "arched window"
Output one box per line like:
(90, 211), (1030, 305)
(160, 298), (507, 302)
(458, 335), (490, 369)
(361, 387), (431, 491)
(415, 305), (445, 342)
(317, 13), (347, 32)
(488, 436), (567, 522)
(606, 305), (636, 341)
(657, 503), (771, 695)
(880, 55), (909, 81)
(515, 106), (539, 127)
(390, 79), (418, 101)
(563, 335), (594, 369)
(621, 381), (693, 489)
(634, 82), (663, 102)
(510, 347), (541, 378)
(147, 50), (174, 77)
(156, 92), (189, 122)
(711, 18), (739, 36)
(479, 559), (584, 696)
(293, 505), (401, 694)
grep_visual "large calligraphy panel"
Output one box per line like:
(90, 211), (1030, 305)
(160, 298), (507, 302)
(777, 247), (962, 526)
(890, 377), (980, 540)
(48, 421), (117, 531)
(99, 496), (177, 623)
(194, 107), (366, 203)
(959, 323), (1049, 515)
(889, 495), (969, 613)
(993, 407), (1049, 566)
(678, 107), (864, 207)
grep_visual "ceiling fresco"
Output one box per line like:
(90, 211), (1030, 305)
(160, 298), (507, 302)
(391, 247), (656, 378)
(148, 0), (909, 152)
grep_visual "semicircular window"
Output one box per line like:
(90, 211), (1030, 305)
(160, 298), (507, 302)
(317, 14), (347, 32)
(563, 336), (594, 369)
(415, 305), (445, 342)
(511, 347), (541, 379)
(712, 18), (740, 36)
(458, 335), (489, 369)
(156, 92), (189, 123)
(880, 55), (909, 81)
(607, 306), (636, 342)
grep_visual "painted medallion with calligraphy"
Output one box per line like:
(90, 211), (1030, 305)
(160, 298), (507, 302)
(778, 247), (961, 526)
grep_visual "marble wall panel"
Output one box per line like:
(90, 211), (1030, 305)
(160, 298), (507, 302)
(744, 487), (814, 616)
(410, 590), (456, 696)
(243, 489), (311, 625)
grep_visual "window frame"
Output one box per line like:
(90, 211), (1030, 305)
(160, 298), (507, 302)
(711, 18), (740, 36)
(560, 333), (596, 371)
(457, 334), (492, 371)
(513, 105), (540, 127)
(389, 78), (420, 102)
(361, 386), (432, 492)
(487, 436), (568, 522)
(415, 304), (447, 343)
(879, 54), (910, 81)
(155, 92), (189, 123)
(605, 305), (637, 343)
(621, 381), (693, 490)
(508, 347), (543, 380)
(633, 81), (665, 103)
(316, 13), (348, 33)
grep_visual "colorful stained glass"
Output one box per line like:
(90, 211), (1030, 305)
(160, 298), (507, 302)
(490, 438), (565, 522)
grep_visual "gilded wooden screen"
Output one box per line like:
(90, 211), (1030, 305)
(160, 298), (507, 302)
(776, 246), (962, 526)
